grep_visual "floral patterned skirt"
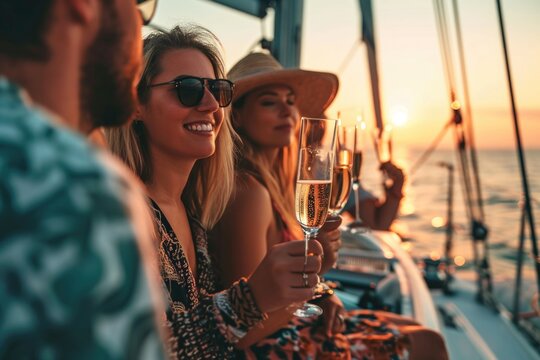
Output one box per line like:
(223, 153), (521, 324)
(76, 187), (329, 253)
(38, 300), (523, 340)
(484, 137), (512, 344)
(244, 310), (410, 360)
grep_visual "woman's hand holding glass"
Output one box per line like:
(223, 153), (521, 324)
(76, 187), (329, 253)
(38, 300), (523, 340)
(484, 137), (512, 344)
(380, 161), (405, 197)
(247, 239), (323, 314)
(315, 216), (343, 274)
(315, 294), (347, 338)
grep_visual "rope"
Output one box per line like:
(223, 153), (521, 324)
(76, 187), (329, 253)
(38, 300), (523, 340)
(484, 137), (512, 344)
(338, 40), (362, 76)
(409, 117), (453, 177)
(433, 0), (457, 101)
(452, 0), (485, 220)
(431, 0), (495, 304)
(454, 123), (474, 223)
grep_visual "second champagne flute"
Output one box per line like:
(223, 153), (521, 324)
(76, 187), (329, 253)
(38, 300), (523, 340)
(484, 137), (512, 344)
(329, 123), (354, 216)
(294, 117), (338, 317)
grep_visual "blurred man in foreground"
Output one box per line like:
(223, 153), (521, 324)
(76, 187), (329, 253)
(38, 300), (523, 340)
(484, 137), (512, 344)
(0, 0), (165, 358)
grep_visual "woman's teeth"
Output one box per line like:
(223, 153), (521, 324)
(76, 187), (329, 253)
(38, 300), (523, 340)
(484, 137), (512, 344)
(186, 123), (213, 132)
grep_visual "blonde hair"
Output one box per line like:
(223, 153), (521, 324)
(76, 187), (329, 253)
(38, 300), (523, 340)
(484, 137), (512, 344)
(106, 24), (237, 230)
(233, 105), (302, 238)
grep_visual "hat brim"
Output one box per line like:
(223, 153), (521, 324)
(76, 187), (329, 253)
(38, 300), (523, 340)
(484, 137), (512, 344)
(232, 69), (339, 118)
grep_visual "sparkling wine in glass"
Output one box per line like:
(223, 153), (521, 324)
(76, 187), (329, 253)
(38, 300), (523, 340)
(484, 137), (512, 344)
(329, 126), (353, 216)
(296, 179), (332, 229)
(294, 117), (337, 317)
(329, 164), (352, 216)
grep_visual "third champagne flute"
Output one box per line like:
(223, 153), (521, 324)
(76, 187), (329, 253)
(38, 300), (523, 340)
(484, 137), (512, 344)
(294, 117), (338, 317)
(348, 116), (367, 231)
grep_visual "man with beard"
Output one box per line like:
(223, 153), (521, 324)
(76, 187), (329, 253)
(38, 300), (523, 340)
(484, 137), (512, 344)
(0, 0), (166, 358)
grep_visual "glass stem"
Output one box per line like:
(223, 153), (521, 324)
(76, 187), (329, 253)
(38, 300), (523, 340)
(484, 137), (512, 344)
(304, 231), (311, 267)
(353, 181), (361, 222)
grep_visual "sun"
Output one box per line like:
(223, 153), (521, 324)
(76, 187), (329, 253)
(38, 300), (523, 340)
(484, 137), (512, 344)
(391, 107), (409, 127)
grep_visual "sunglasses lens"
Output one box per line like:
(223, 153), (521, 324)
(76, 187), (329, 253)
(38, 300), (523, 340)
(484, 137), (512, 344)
(137, 0), (158, 25)
(177, 78), (204, 107)
(211, 80), (234, 107)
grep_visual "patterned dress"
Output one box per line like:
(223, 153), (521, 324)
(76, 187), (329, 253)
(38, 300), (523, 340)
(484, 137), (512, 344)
(150, 201), (267, 359)
(0, 77), (164, 359)
(241, 179), (410, 359)
(245, 310), (410, 359)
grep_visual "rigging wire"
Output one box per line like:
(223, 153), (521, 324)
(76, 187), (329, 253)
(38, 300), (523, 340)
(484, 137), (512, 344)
(409, 0), (457, 178)
(409, 118), (453, 177)
(452, 0), (485, 220)
(494, 0), (540, 320)
(429, 0), (494, 303)
(451, 0), (495, 303)
(433, 0), (457, 101)
(338, 40), (362, 76)
(432, 0), (477, 230)
(248, 16), (272, 53)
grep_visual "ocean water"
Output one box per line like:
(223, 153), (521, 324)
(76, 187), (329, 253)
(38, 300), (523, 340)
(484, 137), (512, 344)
(359, 148), (540, 314)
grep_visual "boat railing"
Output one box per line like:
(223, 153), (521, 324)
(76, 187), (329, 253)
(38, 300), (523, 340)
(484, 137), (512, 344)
(336, 229), (441, 332)
(375, 231), (441, 332)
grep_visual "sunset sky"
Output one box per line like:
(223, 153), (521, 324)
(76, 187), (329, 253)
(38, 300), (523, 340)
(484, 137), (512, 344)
(149, 0), (540, 149)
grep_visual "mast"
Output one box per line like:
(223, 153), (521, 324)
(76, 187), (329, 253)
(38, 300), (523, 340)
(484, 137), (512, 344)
(358, 0), (384, 133)
(208, 0), (269, 18)
(208, 0), (303, 68)
(272, 0), (304, 68)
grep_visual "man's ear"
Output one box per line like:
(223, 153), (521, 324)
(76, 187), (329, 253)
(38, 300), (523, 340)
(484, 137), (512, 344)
(65, 0), (100, 25)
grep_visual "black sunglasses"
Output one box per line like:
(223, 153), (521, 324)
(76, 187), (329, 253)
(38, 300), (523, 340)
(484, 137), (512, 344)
(137, 0), (158, 25)
(149, 76), (235, 108)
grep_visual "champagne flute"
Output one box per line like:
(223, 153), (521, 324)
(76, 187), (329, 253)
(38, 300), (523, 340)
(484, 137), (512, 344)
(310, 123), (353, 297)
(373, 124), (394, 187)
(329, 124), (353, 216)
(347, 116), (367, 231)
(294, 117), (338, 317)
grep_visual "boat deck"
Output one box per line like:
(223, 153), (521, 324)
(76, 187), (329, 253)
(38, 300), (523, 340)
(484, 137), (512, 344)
(434, 277), (540, 360)
(337, 228), (540, 359)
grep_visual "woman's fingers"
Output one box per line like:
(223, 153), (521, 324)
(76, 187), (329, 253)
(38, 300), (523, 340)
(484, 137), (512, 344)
(332, 312), (346, 334)
(317, 229), (342, 255)
(248, 240), (324, 313)
(289, 273), (320, 289)
(288, 254), (322, 273)
(282, 239), (323, 256)
(321, 215), (342, 231)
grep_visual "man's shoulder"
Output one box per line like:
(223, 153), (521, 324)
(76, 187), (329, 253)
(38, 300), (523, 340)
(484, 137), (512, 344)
(0, 80), (164, 360)
(0, 103), (127, 224)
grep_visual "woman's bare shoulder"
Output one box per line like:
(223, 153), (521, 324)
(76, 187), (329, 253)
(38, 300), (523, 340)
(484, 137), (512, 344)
(233, 172), (272, 209)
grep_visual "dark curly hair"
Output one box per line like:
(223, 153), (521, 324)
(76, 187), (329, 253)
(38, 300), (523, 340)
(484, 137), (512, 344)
(0, 0), (56, 61)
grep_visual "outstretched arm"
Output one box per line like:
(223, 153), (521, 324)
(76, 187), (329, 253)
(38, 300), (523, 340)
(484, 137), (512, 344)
(374, 162), (405, 230)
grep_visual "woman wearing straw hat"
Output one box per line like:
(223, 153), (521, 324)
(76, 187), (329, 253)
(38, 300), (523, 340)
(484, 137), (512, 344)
(209, 52), (429, 359)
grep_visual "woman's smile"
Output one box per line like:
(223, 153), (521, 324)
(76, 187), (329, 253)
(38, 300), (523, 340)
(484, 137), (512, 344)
(184, 120), (215, 136)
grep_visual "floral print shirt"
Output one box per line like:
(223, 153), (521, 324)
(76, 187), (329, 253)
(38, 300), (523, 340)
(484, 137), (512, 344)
(0, 77), (164, 359)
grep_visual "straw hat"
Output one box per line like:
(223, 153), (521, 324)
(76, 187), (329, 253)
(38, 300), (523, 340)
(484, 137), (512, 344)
(227, 52), (339, 117)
